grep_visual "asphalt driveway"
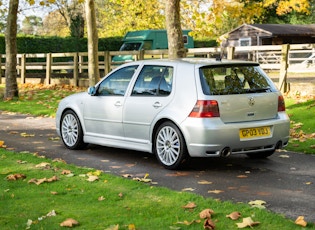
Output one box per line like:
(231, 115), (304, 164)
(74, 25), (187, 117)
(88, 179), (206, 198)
(0, 111), (314, 223)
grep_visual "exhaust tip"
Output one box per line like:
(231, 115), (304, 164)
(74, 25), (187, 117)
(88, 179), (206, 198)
(275, 141), (283, 150)
(220, 147), (231, 157)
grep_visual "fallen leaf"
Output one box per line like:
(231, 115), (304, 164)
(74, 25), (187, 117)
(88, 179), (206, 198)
(0, 140), (4, 147)
(87, 175), (99, 182)
(204, 218), (215, 230)
(198, 180), (213, 185)
(35, 162), (51, 169)
(199, 209), (214, 219)
(20, 132), (35, 137)
(51, 191), (58, 195)
(53, 158), (66, 163)
(279, 154), (290, 158)
(60, 218), (79, 227)
(118, 192), (123, 198)
(182, 187), (195, 192)
(105, 224), (119, 230)
(226, 211), (241, 220)
(128, 223), (136, 230)
(87, 170), (102, 176)
(182, 202), (197, 209)
(61, 170), (72, 175)
(122, 174), (132, 178)
(295, 216), (307, 227)
(6, 173), (26, 181)
(248, 200), (266, 209)
(208, 189), (224, 194)
(305, 182), (312, 185)
(28, 176), (58, 185)
(98, 196), (105, 201)
(237, 175), (248, 178)
(236, 217), (260, 228)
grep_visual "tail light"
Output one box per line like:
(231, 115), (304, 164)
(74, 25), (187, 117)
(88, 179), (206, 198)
(189, 100), (220, 118)
(278, 95), (286, 112)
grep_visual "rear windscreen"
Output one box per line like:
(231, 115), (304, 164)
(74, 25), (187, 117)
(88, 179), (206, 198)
(199, 65), (277, 95)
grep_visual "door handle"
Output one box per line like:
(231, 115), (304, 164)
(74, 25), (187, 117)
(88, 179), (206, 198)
(114, 101), (122, 107)
(153, 102), (162, 108)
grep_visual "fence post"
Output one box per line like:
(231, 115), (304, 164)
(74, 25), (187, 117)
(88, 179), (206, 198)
(0, 55), (2, 84)
(279, 44), (289, 93)
(20, 54), (26, 84)
(139, 50), (145, 60)
(73, 52), (78, 87)
(227, 46), (235, 60)
(104, 51), (110, 75)
(46, 53), (52, 85)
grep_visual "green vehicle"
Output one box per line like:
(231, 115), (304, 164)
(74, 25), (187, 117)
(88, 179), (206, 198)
(112, 29), (194, 62)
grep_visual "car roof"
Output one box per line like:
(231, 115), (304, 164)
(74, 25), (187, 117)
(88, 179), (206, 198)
(123, 58), (259, 67)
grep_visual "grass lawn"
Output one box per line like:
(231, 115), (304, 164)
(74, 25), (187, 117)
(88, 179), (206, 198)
(0, 149), (312, 229)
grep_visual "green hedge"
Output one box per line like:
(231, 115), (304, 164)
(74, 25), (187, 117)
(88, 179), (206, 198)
(0, 35), (123, 54)
(0, 35), (216, 54)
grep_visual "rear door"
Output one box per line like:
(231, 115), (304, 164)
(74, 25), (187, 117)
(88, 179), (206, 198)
(123, 65), (174, 142)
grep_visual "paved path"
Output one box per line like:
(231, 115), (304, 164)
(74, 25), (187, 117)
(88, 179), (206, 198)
(1, 111), (314, 222)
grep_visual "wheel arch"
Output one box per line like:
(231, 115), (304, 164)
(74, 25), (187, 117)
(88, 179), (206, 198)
(151, 118), (188, 153)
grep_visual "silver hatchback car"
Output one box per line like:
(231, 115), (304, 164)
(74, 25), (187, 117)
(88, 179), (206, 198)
(56, 58), (290, 169)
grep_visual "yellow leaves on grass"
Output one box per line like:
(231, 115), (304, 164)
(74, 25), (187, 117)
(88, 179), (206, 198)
(248, 200), (267, 209)
(6, 173), (26, 180)
(226, 211), (241, 220)
(60, 218), (79, 227)
(290, 121), (315, 145)
(236, 217), (260, 228)
(0, 140), (5, 148)
(295, 216), (307, 227)
(28, 175), (59, 185)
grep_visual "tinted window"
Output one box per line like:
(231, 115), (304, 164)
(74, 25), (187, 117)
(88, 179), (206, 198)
(120, 43), (142, 51)
(132, 65), (173, 96)
(199, 65), (276, 95)
(97, 65), (138, 96)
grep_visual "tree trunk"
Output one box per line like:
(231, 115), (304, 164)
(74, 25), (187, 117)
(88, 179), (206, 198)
(165, 0), (186, 59)
(5, 0), (19, 99)
(85, 0), (100, 86)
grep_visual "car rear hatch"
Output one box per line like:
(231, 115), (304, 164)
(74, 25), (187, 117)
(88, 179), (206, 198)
(198, 63), (280, 123)
(217, 93), (278, 123)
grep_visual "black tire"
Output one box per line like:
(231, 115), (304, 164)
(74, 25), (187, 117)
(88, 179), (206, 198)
(60, 110), (87, 150)
(246, 150), (274, 159)
(153, 121), (189, 170)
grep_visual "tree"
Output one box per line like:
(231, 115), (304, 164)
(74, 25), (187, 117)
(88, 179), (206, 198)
(54, 0), (85, 38)
(21, 15), (43, 35)
(41, 10), (69, 36)
(97, 0), (165, 37)
(165, 0), (186, 59)
(4, 0), (19, 100)
(85, 0), (100, 86)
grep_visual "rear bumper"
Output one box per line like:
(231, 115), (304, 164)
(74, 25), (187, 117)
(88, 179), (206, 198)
(181, 113), (290, 157)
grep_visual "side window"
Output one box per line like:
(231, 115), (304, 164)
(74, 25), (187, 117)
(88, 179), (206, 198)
(97, 65), (138, 96)
(131, 65), (173, 96)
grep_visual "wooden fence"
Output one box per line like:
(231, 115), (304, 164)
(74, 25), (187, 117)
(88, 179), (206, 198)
(0, 43), (315, 88)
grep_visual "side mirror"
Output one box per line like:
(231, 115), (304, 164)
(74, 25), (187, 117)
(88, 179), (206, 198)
(87, 86), (96, 96)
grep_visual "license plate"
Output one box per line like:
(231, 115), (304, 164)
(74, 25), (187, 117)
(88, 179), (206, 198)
(239, 126), (271, 139)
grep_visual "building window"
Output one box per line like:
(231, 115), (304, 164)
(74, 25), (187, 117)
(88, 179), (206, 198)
(239, 38), (251, 46)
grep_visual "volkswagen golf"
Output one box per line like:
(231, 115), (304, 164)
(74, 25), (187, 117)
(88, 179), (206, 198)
(56, 58), (290, 169)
